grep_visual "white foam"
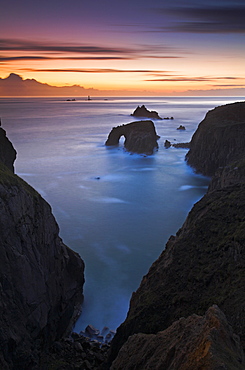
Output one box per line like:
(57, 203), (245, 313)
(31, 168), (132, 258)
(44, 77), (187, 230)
(115, 244), (131, 254)
(91, 197), (129, 204)
(179, 185), (195, 191)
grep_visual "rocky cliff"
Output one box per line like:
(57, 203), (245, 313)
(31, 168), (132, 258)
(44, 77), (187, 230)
(109, 101), (245, 368)
(186, 101), (245, 176)
(0, 128), (85, 369)
(105, 120), (160, 155)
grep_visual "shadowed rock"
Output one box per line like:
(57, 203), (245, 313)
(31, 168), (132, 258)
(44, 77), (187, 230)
(105, 120), (160, 155)
(0, 128), (85, 369)
(0, 127), (16, 172)
(111, 306), (245, 370)
(186, 101), (245, 176)
(131, 105), (162, 120)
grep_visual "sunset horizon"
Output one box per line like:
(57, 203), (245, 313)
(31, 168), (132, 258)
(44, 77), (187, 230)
(1, 0), (244, 97)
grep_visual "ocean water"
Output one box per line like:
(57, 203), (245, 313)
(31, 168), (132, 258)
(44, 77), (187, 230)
(0, 96), (241, 333)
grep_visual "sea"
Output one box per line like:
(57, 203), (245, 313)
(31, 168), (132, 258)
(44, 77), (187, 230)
(0, 96), (242, 334)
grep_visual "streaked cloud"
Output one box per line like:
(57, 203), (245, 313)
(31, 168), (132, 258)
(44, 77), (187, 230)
(0, 38), (183, 60)
(0, 56), (133, 61)
(156, 4), (245, 33)
(23, 68), (169, 74)
(145, 76), (240, 82)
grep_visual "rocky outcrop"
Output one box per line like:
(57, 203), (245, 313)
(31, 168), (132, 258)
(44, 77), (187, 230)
(0, 128), (16, 172)
(131, 105), (162, 119)
(105, 120), (160, 155)
(0, 128), (85, 369)
(109, 102), (245, 367)
(111, 306), (244, 370)
(186, 101), (245, 176)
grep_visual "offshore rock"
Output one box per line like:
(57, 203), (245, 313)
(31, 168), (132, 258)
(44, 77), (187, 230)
(0, 128), (85, 369)
(105, 120), (160, 155)
(111, 306), (244, 370)
(186, 101), (245, 176)
(131, 105), (162, 119)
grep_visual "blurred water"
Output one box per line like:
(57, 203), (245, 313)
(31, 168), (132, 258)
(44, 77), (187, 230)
(0, 96), (240, 332)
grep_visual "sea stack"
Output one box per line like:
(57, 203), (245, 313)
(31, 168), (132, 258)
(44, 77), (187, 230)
(105, 120), (160, 155)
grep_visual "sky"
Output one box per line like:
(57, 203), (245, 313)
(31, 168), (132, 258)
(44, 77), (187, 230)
(1, 0), (245, 95)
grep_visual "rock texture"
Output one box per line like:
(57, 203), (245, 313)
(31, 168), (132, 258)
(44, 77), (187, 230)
(111, 306), (244, 370)
(109, 101), (245, 367)
(105, 120), (160, 155)
(186, 101), (245, 176)
(0, 128), (85, 369)
(131, 105), (162, 119)
(0, 128), (16, 172)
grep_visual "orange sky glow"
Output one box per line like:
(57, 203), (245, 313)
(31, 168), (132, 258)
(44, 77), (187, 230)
(1, 0), (245, 96)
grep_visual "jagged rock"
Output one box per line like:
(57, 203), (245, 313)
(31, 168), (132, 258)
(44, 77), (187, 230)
(111, 306), (245, 370)
(105, 120), (160, 155)
(0, 127), (16, 172)
(186, 101), (245, 176)
(0, 129), (85, 369)
(131, 105), (162, 119)
(164, 139), (171, 148)
(177, 125), (185, 130)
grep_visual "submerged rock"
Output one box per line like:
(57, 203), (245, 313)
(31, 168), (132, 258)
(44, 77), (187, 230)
(105, 120), (160, 155)
(131, 105), (162, 120)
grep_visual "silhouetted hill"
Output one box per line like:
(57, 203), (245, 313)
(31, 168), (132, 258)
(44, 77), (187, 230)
(0, 73), (98, 97)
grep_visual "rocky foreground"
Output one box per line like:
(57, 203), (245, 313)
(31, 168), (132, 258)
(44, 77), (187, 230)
(108, 101), (245, 369)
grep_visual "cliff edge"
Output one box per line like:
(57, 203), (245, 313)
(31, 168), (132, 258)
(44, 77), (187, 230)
(109, 101), (245, 367)
(186, 101), (245, 176)
(0, 128), (85, 369)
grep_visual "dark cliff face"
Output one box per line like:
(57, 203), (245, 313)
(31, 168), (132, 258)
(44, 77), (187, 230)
(105, 120), (160, 155)
(0, 128), (85, 369)
(0, 128), (17, 173)
(109, 102), (245, 367)
(186, 101), (245, 176)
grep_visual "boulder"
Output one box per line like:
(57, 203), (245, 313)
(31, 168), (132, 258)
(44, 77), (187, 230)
(131, 105), (162, 120)
(105, 120), (160, 155)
